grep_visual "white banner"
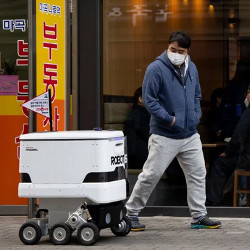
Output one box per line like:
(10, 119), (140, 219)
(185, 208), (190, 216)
(22, 91), (50, 118)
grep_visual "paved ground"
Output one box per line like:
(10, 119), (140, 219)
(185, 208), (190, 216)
(1, 216), (250, 249)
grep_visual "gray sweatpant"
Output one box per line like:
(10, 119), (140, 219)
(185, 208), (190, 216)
(126, 133), (207, 220)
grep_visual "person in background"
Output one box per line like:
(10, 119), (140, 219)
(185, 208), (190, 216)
(207, 88), (225, 142)
(125, 87), (150, 169)
(126, 31), (221, 231)
(220, 61), (250, 139)
(206, 86), (250, 206)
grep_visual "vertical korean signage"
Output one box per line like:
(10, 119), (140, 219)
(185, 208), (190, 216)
(36, 0), (66, 131)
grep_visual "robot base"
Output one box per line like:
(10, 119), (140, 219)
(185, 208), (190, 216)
(19, 199), (131, 246)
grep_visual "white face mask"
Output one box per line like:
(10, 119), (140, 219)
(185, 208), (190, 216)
(244, 97), (249, 108)
(168, 51), (186, 66)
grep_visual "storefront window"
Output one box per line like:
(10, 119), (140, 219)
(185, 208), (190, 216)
(0, 0), (28, 206)
(103, 0), (250, 207)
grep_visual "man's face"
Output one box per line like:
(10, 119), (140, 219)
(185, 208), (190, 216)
(247, 92), (250, 104)
(168, 41), (188, 56)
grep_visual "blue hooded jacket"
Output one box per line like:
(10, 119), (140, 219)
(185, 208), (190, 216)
(142, 50), (202, 139)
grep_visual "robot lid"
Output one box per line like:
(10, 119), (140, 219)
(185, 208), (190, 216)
(20, 130), (124, 141)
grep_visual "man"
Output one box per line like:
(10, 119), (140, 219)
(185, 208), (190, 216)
(206, 86), (250, 206)
(126, 31), (221, 231)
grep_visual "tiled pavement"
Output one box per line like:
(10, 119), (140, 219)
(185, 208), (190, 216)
(1, 216), (250, 249)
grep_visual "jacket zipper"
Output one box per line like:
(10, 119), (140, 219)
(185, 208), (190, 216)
(184, 84), (187, 137)
(175, 71), (188, 137)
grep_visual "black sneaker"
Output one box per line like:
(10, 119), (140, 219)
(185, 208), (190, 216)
(191, 216), (222, 229)
(128, 216), (145, 231)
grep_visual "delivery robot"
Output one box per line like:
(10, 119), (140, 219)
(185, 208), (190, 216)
(18, 130), (131, 246)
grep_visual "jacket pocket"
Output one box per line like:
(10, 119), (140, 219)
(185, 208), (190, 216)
(171, 111), (185, 132)
(187, 110), (199, 130)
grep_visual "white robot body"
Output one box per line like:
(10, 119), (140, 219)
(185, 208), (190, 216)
(18, 130), (127, 204)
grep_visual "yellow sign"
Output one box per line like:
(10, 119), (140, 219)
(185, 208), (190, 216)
(36, 0), (66, 131)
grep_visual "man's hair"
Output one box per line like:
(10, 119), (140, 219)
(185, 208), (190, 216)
(247, 85), (250, 94)
(168, 31), (191, 49)
(133, 87), (142, 104)
(210, 88), (224, 105)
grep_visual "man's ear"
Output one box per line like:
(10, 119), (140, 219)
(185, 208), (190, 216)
(138, 96), (143, 104)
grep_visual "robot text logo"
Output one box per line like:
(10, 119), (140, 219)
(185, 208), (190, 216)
(111, 155), (124, 165)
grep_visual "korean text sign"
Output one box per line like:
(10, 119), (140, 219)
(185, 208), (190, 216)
(36, 0), (66, 131)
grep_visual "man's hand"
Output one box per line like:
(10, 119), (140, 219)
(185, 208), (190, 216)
(169, 117), (175, 127)
(219, 152), (227, 157)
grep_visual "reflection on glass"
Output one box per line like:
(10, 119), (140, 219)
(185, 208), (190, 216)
(103, 0), (250, 207)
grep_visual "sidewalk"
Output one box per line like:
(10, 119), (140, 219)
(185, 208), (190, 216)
(1, 216), (250, 249)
